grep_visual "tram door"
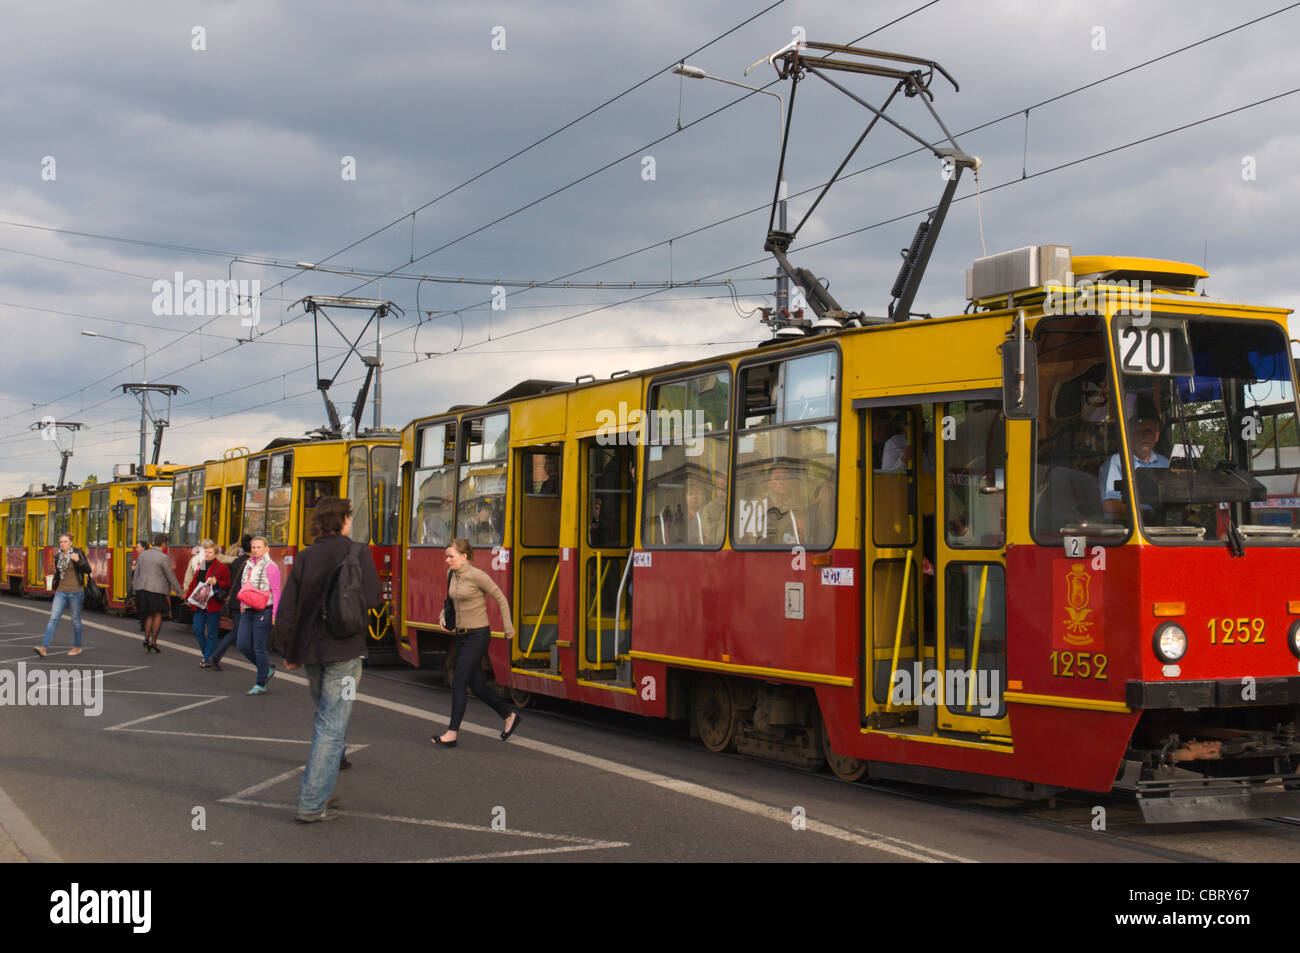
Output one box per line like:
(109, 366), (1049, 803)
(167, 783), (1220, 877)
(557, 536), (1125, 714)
(514, 448), (562, 670)
(864, 406), (926, 728)
(579, 439), (635, 680)
(934, 399), (1010, 737)
(114, 504), (135, 603)
(28, 514), (45, 588)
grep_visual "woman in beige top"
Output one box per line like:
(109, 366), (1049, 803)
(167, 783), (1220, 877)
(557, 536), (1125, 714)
(433, 538), (522, 747)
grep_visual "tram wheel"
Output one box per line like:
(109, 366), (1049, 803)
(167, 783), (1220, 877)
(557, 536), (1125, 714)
(821, 716), (868, 782)
(509, 687), (533, 708)
(693, 675), (736, 753)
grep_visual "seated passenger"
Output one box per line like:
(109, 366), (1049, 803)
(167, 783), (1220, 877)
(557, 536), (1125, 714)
(765, 465), (807, 545)
(1099, 412), (1168, 520)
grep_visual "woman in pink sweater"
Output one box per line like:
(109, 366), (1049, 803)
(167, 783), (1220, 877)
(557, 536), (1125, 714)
(236, 536), (282, 695)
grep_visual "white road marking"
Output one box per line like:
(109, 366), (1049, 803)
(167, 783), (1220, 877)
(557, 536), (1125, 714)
(2, 599), (974, 863)
(0, 779), (62, 863)
(104, 695), (225, 731)
(221, 746), (369, 799)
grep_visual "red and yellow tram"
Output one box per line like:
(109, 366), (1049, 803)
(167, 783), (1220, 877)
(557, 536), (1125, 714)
(396, 247), (1300, 821)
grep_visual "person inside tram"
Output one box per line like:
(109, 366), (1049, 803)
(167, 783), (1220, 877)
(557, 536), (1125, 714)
(1100, 405), (1168, 520)
(765, 464), (809, 545)
(537, 456), (560, 495)
(469, 500), (501, 545)
(873, 415), (907, 471)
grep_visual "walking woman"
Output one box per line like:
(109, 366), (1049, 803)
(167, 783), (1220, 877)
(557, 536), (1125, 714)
(133, 533), (182, 653)
(237, 536), (281, 695)
(34, 533), (90, 657)
(432, 538), (521, 746)
(186, 539), (231, 668)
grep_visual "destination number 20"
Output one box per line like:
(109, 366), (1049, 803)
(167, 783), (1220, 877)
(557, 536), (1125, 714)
(1207, 618), (1265, 645)
(1048, 651), (1109, 679)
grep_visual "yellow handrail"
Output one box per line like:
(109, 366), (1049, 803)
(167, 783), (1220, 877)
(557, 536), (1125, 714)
(525, 560), (560, 656)
(967, 565), (989, 712)
(885, 556), (912, 712)
(595, 551), (603, 666)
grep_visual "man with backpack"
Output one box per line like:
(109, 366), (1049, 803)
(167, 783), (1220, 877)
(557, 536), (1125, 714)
(271, 497), (380, 823)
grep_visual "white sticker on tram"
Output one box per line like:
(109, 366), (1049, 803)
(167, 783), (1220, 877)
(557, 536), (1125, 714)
(633, 551), (651, 568)
(821, 568), (853, 586)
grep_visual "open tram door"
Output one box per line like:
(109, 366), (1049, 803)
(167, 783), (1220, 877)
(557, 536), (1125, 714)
(862, 399), (1010, 741)
(512, 445), (563, 678)
(578, 437), (635, 684)
(112, 497), (135, 606)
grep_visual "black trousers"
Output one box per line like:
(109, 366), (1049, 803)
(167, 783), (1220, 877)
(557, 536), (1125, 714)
(449, 627), (511, 730)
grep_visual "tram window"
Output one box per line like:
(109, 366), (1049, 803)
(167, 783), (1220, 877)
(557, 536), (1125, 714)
(521, 451), (562, 549)
(942, 563), (1006, 719)
(169, 473), (190, 545)
(588, 444), (635, 549)
(418, 421), (457, 468)
(733, 352), (838, 550)
(348, 446), (371, 543)
(457, 413), (508, 546)
(1031, 315), (1126, 544)
(871, 559), (919, 706)
(944, 401), (1006, 550)
(643, 370), (731, 548)
(872, 408), (917, 548)
(263, 452), (292, 545)
(1247, 411), (1300, 528)
(411, 467), (456, 546)
(243, 457), (268, 538)
(149, 485), (172, 536)
(370, 446), (401, 545)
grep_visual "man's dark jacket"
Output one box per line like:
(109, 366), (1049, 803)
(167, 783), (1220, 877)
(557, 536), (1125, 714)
(271, 533), (381, 665)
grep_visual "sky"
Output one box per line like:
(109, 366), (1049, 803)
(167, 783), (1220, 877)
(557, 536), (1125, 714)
(1, 0), (1298, 493)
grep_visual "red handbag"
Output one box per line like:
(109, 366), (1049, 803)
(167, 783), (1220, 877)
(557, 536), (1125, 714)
(238, 584), (270, 610)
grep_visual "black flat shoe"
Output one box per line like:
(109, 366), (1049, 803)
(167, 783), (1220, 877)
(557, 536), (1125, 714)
(501, 711), (522, 741)
(339, 755), (352, 770)
(431, 736), (458, 748)
(211, 657), (222, 671)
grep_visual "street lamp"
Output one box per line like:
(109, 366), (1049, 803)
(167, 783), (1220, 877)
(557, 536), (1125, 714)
(673, 63), (789, 319)
(81, 331), (146, 384)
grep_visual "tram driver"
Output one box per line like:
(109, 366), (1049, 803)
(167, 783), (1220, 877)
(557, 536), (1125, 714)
(1099, 406), (1168, 520)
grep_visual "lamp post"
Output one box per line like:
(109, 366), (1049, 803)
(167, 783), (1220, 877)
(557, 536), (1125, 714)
(81, 331), (149, 471)
(673, 64), (788, 319)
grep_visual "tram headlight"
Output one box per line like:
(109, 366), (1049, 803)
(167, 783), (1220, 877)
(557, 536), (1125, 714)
(1153, 622), (1188, 664)
(1288, 620), (1300, 659)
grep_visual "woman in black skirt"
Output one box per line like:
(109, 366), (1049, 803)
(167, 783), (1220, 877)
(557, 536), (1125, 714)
(133, 534), (182, 652)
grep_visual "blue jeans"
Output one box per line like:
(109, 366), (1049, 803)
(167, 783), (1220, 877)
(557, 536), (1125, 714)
(212, 606), (240, 663)
(42, 589), (84, 648)
(296, 657), (363, 815)
(192, 609), (220, 662)
(237, 606), (273, 685)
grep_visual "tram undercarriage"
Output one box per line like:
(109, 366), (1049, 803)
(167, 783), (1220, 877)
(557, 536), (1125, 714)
(1119, 706), (1300, 822)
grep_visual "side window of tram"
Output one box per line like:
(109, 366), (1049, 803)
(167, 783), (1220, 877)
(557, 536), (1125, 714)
(457, 413), (508, 547)
(265, 453), (292, 545)
(348, 446), (371, 543)
(1031, 315), (1123, 541)
(243, 457), (268, 538)
(642, 371), (731, 548)
(944, 401), (1006, 550)
(733, 353), (838, 549)
(411, 421), (457, 547)
(521, 451), (562, 548)
(943, 564), (1006, 720)
(872, 407), (918, 547)
(370, 445), (401, 545)
(588, 444), (635, 549)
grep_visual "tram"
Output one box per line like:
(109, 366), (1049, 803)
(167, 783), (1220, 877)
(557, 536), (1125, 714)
(395, 246), (1300, 821)
(2, 468), (175, 608)
(165, 437), (403, 651)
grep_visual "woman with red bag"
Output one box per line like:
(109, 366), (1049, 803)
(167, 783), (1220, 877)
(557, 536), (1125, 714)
(186, 539), (231, 669)
(236, 536), (282, 695)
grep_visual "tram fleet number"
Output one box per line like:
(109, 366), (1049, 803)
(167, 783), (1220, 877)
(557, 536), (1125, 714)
(1048, 652), (1108, 679)
(1207, 618), (1265, 644)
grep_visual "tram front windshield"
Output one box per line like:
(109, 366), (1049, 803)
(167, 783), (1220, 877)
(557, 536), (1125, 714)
(1113, 316), (1300, 544)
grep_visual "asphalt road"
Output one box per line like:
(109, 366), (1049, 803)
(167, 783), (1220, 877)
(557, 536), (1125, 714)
(0, 594), (1267, 864)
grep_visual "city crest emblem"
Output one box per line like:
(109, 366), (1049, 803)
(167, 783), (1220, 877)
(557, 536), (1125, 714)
(1062, 563), (1096, 646)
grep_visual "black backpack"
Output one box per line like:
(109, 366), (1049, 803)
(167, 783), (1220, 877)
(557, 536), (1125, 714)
(319, 541), (370, 639)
